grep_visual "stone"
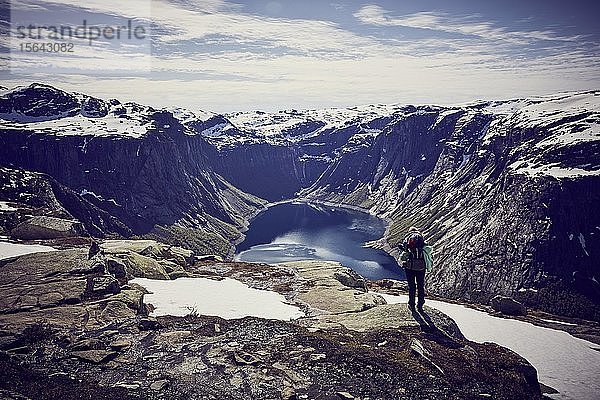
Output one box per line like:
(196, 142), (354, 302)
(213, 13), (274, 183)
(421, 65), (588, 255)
(123, 252), (170, 280)
(140, 245), (163, 259)
(150, 380), (169, 391)
(195, 254), (223, 263)
(110, 289), (144, 311)
(334, 270), (367, 291)
(100, 301), (136, 323)
(113, 382), (141, 390)
(109, 339), (131, 350)
(410, 339), (444, 375)
(285, 261), (386, 314)
(336, 392), (355, 400)
(70, 349), (117, 364)
(233, 351), (261, 365)
(106, 257), (128, 279)
(71, 338), (102, 351)
(490, 295), (527, 316)
(138, 317), (161, 331)
(10, 216), (86, 240)
(159, 260), (181, 273)
(168, 270), (190, 279)
(91, 275), (120, 295)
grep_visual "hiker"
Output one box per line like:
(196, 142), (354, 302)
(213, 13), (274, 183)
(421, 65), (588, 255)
(88, 240), (101, 259)
(399, 227), (433, 311)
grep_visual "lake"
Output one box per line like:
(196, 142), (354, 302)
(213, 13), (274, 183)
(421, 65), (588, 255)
(235, 202), (404, 280)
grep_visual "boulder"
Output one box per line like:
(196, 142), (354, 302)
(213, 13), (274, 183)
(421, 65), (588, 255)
(10, 216), (86, 240)
(333, 270), (367, 291)
(123, 252), (170, 280)
(109, 289), (144, 311)
(138, 317), (161, 331)
(106, 257), (128, 279)
(150, 380), (169, 391)
(91, 275), (120, 295)
(284, 261), (385, 315)
(99, 300), (136, 323)
(491, 295), (527, 316)
(70, 349), (117, 364)
(109, 339), (131, 350)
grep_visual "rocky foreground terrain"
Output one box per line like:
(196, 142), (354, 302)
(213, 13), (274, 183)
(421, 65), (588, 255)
(0, 239), (544, 400)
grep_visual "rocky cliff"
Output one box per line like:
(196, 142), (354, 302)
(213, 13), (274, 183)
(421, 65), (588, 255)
(0, 84), (266, 256)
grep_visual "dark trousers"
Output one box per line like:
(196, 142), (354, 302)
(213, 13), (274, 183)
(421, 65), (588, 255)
(405, 269), (426, 306)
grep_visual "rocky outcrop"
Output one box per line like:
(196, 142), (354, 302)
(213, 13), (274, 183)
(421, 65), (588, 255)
(0, 248), (543, 400)
(0, 166), (132, 238)
(491, 295), (527, 316)
(10, 216), (86, 240)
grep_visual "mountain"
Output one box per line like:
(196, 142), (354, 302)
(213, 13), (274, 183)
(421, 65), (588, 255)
(190, 91), (600, 320)
(1, 83), (598, 320)
(0, 84), (266, 256)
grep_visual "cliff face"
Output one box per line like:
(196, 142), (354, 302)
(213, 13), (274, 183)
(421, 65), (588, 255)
(1, 84), (598, 319)
(312, 94), (600, 319)
(0, 85), (266, 255)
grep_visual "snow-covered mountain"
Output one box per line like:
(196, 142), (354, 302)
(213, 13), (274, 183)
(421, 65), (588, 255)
(1, 83), (598, 319)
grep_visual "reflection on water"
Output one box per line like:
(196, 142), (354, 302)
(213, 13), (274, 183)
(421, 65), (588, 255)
(235, 202), (404, 280)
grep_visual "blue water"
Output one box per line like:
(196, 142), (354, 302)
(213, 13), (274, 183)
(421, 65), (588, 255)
(235, 202), (405, 280)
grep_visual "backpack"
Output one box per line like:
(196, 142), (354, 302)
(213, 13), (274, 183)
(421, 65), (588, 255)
(403, 232), (426, 271)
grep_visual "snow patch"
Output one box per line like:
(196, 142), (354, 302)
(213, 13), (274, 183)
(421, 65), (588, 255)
(539, 318), (577, 327)
(509, 161), (600, 178)
(0, 240), (56, 260)
(80, 189), (120, 206)
(130, 277), (304, 321)
(578, 233), (589, 256)
(0, 201), (17, 211)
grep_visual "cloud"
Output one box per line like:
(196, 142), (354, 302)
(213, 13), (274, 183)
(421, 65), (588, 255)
(353, 5), (582, 44)
(4, 0), (599, 112)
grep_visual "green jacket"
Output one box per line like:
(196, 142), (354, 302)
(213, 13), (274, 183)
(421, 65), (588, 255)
(400, 245), (434, 272)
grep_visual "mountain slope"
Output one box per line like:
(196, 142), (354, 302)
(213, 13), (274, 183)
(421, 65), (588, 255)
(0, 84), (266, 256)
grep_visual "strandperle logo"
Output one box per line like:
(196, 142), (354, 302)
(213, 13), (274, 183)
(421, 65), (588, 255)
(13, 19), (147, 45)
(9, 0), (152, 75)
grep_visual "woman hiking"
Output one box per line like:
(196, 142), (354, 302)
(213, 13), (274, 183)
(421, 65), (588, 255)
(399, 226), (433, 312)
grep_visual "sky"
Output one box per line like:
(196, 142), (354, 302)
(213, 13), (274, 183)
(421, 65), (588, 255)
(1, 0), (599, 112)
